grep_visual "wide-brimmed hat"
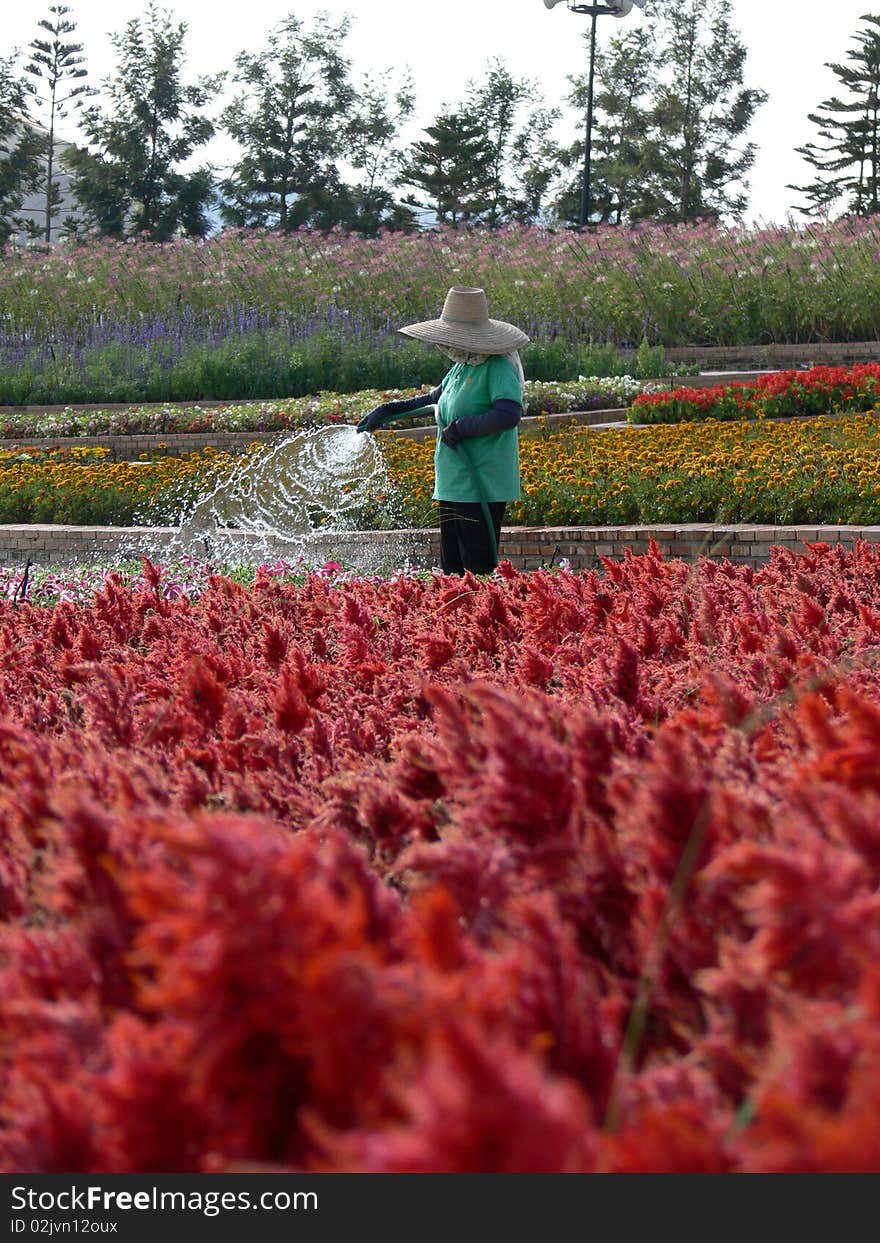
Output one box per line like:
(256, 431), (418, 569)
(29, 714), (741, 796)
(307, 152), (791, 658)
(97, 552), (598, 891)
(398, 287), (529, 354)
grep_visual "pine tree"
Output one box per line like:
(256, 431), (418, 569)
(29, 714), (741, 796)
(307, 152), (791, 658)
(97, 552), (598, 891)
(219, 13), (352, 232)
(400, 110), (494, 226)
(67, 2), (218, 239)
(789, 14), (880, 217)
(0, 54), (42, 245)
(633, 0), (767, 223)
(24, 5), (96, 244)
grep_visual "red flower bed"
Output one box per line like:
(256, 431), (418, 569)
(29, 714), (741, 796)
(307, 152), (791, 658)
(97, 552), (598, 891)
(631, 362), (880, 423)
(2, 546), (880, 1172)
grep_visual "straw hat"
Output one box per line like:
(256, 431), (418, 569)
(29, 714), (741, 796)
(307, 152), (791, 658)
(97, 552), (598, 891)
(398, 287), (529, 354)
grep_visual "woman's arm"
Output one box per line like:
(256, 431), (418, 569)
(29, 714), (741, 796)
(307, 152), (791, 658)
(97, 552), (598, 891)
(440, 398), (522, 447)
(383, 384), (444, 416)
(357, 384), (443, 432)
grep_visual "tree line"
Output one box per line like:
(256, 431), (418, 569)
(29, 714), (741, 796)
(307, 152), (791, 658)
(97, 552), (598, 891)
(0, 1), (878, 246)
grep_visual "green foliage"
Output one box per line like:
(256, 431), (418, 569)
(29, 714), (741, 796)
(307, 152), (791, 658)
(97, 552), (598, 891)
(635, 338), (667, 380)
(0, 476), (138, 524)
(462, 58), (560, 228)
(0, 331), (682, 407)
(24, 4), (96, 245)
(789, 14), (880, 218)
(68, 1), (218, 240)
(219, 13), (353, 232)
(631, 0), (768, 223)
(5, 219), (880, 378)
(557, 24), (658, 227)
(0, 54), (42, 244)
(342, 70), (418, 236)
(0, 375), (662, 439)
(401, 111), (495, 225)
(400, 63), (562, 230)
(551, 1), (766, 227)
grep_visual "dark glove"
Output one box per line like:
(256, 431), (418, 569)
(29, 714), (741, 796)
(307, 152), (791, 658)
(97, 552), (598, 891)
(440, 419), (464, 449)
(357, 386), (443, 433)
(356, 404), (391, 433)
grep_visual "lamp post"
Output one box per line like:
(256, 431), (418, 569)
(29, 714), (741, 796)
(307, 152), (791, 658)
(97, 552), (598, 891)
(543, 0), (646, 228)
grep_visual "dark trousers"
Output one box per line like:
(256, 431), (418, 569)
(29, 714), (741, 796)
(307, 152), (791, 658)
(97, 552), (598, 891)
(438, 501), (506, 575)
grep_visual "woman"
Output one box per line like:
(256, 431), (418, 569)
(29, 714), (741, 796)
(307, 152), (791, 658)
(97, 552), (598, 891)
(357, 286), (529, 576)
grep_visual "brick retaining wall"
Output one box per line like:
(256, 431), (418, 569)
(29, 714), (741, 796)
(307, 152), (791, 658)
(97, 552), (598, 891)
(3, 523), (878, 572)
(0, 411), (630, 457)
(0, 430), (284, 458)
(653, 341), (880, 368)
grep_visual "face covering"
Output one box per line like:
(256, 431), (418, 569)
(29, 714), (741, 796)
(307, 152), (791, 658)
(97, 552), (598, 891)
(439, 346), (525, 395)
(439, 346), (490, 366)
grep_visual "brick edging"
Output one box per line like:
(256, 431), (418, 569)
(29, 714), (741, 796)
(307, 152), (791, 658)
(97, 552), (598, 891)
(2, 523), (878, 572)
(635, 341), (880, 366)
(0, 410), (629, 458)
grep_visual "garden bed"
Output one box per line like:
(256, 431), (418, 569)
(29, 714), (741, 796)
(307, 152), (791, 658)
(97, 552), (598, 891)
(384, 413), (880, 528)
(3, 543), (880, 1171)
(0, 409), (627, 460)
(6, 412), (880, 528)
(630, 364), (880, 424)
(0, 376), (654, 440)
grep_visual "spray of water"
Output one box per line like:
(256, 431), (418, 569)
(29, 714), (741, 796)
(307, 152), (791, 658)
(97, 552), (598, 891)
(117, 424), (414, 574)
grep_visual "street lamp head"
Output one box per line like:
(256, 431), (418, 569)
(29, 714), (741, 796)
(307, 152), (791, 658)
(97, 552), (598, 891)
(543, 0), (647, 13)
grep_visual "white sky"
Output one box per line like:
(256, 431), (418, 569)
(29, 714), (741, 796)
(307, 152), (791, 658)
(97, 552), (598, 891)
(3, 0), (875, 225)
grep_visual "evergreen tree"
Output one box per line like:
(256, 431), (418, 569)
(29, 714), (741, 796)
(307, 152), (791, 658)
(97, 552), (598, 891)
(67, 2), (218, 239)
(343, 70), (417, 235)
(0, 54), (42, 245)
(555, 23), (657, 227)
(464, 59), (558, 227)
(400, 110), (493, 225)
(24, 4), (95, 244)
(789, 14), (880, 217)
(219, 13), (352, 232)
(633, 0), (766, 223)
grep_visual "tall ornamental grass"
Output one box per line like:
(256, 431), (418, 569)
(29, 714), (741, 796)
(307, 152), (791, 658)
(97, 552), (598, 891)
(4, 217), (879, 345)
(3, 218), (879, 403)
